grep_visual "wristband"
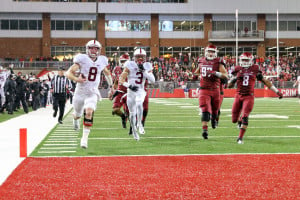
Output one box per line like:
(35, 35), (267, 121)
(215, 72), (222, 78)
(123, 82), (130, 88)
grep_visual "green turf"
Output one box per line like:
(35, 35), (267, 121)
(31, 98), (300, 156)
(0, 108), (33, 123)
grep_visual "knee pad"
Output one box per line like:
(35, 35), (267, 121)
(201, 112), (211, 122)
(242, 117), (248, 126)
(83, 111), (94, 127)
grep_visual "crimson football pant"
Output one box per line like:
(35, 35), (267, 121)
(232, 94), (254, 124)
(199, 89), (220, 120)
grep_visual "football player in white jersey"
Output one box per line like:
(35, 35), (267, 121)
(66, 40), (113, 148)
(119, 48), (155, 140)
(293, 74), (300, 104)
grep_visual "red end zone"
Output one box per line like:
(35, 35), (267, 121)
(0, 154), (299, 199)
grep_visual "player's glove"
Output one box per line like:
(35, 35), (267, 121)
(277, 91), (283, 99)
(112, 90), (120, 99)
(207, 70), (222, 78)
(138, 64), (144, 71)
(129, 85), (138, 92)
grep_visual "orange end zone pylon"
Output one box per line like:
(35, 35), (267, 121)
(20, 128), (27, 158)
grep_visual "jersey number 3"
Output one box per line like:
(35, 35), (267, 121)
(135, 72), (143, 84)
(88, 67), (98, 81)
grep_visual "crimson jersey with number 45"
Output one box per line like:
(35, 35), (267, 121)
(232, 64), (261, 96)
(73, 53), (108, 93)
(198, 57), (225, 89)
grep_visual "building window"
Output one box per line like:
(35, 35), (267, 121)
(105, 20), (150, 32)
(51, 20), (96, 30)
(0, 19), (41, 30)
(159, 20), (203, 32)
(51, 46), (85, 59)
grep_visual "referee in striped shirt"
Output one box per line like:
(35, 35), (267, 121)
(51, 67), (72, 124)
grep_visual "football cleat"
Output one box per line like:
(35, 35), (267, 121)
(138, 124), (145, 135)
(237, 138), (244, 144)
(80, 137), (88, 149)
(128, 126), (132, 135)
(202, 130), (208, 139)
(132, 127), (140, 141)
(121, 116), (126, 129)
(73, 119), (80, 131)
(211, 119), (217, 129)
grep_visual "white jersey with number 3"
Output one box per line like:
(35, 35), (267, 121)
(125, 61), (152, 92)
(73, 53), (108, 99)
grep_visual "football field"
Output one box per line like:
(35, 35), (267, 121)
(1, 97), (299, 199)
(32, 97), (300, 156)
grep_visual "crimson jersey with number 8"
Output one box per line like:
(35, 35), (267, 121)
(233, 64), (261, 96)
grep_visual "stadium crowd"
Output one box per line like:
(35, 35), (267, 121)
(0, 54), (299, 115)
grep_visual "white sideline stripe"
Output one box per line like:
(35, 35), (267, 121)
(45, 141), (77, 143)
(90, 120), (300, 123)
(40, 147), (77, 150)
(51, 135), (78, 137)
(91, 126), (299, 130)
(54, 130), (76, 132)
(43, 144), (77, 146)
(89, 136), (300, 140)
(38, 151), (76, 154)
(49, 136), (78, 138)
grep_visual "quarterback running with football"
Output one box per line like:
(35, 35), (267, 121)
(194, 44), (228, 139)
(228, 52), (283, 144)
(119, 48), (155, 140)
(66, 39), (113, 149)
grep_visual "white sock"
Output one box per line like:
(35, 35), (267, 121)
(73, 118), (79, 125)
(82, 128), (90, 140)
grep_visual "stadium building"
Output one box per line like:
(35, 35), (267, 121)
(0, 0), (300, 60)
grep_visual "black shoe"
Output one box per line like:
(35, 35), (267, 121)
(53, 110), (57, 117)
(211, 119), (217, 129)
(128, 126), (132, 135)
(58, 120), (63, 124)
(202, 130), (208, 139)
(121, 116), (126, 129)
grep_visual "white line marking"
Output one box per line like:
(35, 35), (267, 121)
(45, 141), (77, 143)
(40, 147), (77, 150)
(288, 125), (300, 129)
(37, 151), (76, 153)
(88, 136), (300, 140)
(43, 144), (77, 146)
(49, 136), (78, 138)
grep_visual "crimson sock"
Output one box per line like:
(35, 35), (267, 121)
(239, 128), (246, 139)
(203, 125), (208, 131)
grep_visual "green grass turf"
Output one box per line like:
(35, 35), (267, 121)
(31, 98), (300, 156)
(0, 108), (33, 123)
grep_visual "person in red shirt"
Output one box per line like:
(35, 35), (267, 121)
(194, 44), (228, 139)
(228, 52), (283, 144)
(110, 53), (130, 128)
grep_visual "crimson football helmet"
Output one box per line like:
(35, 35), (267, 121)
(133, 48), (147, 65)
(239, 52), (254, 68)
(205, 44), (218, 60)
(119, 53), (130, 68)
(86, 40), (101, 58)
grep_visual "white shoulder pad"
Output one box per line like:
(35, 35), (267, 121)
(73, 53), (86, 65)
(144, 62), (153, 71)
(98, 55), (109, 66)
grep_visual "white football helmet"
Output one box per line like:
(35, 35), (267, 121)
(86, 40), (102, 58)
(133, 48), (147, 65)
(119, 53), (130, 68)
(204, 44), (218, 60)
(239, 52), (254, 68)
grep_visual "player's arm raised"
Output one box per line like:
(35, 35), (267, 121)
(66, 63), (86, 83)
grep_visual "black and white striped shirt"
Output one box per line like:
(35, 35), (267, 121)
(51, 75), (71, 94)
